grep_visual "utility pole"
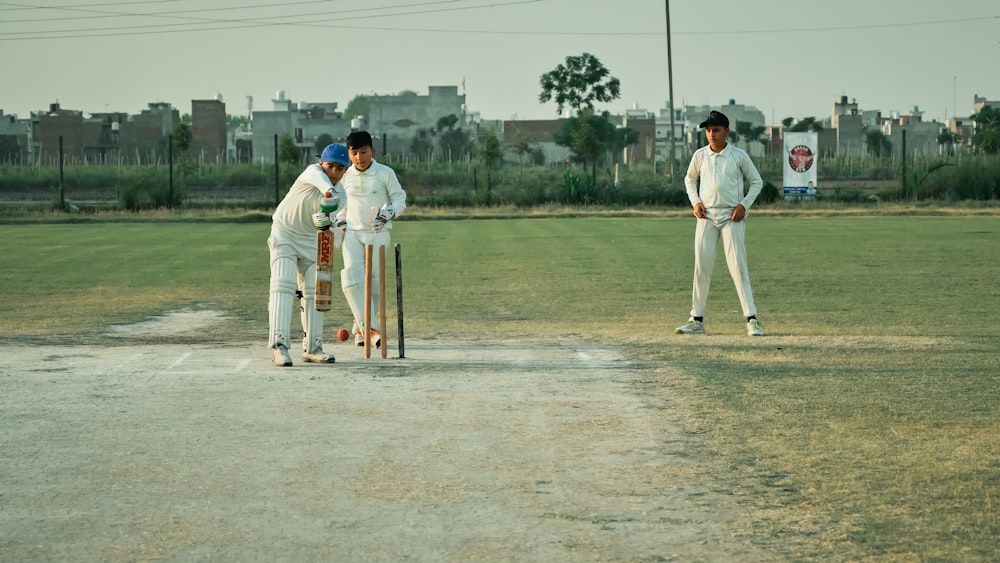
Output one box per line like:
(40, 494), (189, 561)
(665, 0), (676, 179)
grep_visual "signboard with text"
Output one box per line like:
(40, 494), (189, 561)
(783, 132), (819, 199)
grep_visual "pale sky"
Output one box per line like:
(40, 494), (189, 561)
(1, 0), (997, 125)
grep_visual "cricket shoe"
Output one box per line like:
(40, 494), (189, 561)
(355, 330), (381, 348)
(273, 344), (293, 367)
(675, 319), (706, 334)
(747, 319), (765, 336)
(302, 349), (335, 363)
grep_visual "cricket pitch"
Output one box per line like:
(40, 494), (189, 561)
(1, 310), (772, 561)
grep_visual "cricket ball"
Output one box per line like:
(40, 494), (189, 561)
(336, 328), (350, 342)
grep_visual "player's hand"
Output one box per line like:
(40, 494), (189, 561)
(313, 212), (332, 230)
(693, 202), (707, 219)
(320, 192), (339, 214)
(731, 204), (747, 222)
(373, 204), (395, 232)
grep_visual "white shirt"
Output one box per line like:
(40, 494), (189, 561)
(684, 143), (764, 210)
(336, 159), (407, 232)
(272, 164), (344, 239)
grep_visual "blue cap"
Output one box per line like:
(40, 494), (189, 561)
(318, 143), (350, 166)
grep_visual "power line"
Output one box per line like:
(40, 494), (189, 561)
(0, 0), (541, 39)
(0, 7), (995, 40)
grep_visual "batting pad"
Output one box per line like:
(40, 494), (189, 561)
(299, 263), (325, 353)
(268, 257), (297, 348)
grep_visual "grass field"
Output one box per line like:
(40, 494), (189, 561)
(2, 211), (998, 560)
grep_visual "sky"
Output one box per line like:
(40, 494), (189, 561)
(1, 0), (998, 125)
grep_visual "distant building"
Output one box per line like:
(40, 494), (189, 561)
(251, 90), (351, 164)
(0, 110), (30, 163)
(881, 106), (945, 157)
(500, 119), (572, 165)
(191, 96), (227, 164)
(119, 102), (179, 164)
(366, 86), (466, 155)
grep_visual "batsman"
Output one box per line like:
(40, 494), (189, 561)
(266, 143), (349, 367)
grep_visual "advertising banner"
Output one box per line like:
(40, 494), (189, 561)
(783, 132), (818, 199)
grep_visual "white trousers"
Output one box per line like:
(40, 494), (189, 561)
(267, 228), (326, 353)
(340, 229), (391, 335)
(690, 208), (757, 318)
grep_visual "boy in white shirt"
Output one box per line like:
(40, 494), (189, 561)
(267, 144), (349, 366)
(675, 111), (766, 337)
(334, 131), (407, 347)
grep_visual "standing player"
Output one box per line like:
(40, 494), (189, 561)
(334, 131), (407, 347)
(267, 144), (349, 366)
(676, 110), (766, 337)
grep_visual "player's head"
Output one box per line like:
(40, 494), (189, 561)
(346, 130), (375, 171)
(699, 110), (729, 148)
(317, 143), (350, 183)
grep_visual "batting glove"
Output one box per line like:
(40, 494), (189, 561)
(312, 212), (332, 230)
(320, 192), (339, 214)
(373, 204), (395, 233)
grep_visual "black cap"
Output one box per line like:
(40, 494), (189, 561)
(699, 110), (729, 129)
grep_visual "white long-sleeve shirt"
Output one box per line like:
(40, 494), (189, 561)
(336, 159), (407, 232)
(684, 143), (764, 210)
(272, 164), (345, 239)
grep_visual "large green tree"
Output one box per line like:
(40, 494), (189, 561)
(539, 52), (621, 115)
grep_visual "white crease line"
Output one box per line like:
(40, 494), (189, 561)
(167, 352), (192, 370)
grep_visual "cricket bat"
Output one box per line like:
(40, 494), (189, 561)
(315, 220), (335, 312)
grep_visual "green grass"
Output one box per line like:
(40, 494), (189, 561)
(1, 212), (998, 560)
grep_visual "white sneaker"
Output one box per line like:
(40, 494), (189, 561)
(747, 319), (765, 336)
(302, 349), (335, 363)
(675, 319), (706, 334)
(273, 344), (293, 367)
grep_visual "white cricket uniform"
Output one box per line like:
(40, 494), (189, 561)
(335, 158), (407, 336)
(267, 164), (346, 353)
(683, 143), (764, 318)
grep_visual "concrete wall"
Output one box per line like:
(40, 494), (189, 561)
(366, 86), (466, 156)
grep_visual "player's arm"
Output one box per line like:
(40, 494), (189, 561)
(684, 152), (706, 218)
(738, 152), (765, 210)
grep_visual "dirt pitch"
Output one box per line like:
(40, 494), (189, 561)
(1, 310), (774, 562)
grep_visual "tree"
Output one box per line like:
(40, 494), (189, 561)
(477, 128), (504, 205)
(539, 52), (621, 115)
(937, 130), (958, 156)
(435, 114), (471, 160)
(865, 130), (893, 157)
(607, 126), (639, 165)
(344, 95), (369, 121)
(509, 140), (532, 167)
(314, 133), (334, 154)
(971, 106), (1000, 154)
(278, 133), (300, 165)
(553, 108), (618, 192)
(788, 117), (823, 132)
(735, 120), (766, 152)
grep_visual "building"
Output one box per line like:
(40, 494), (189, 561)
(881, 106), (945, 157)
(250, 90), (351, 164)
(500, 119), (572, 165)
(119, 102), (179, 164)
(190, 97), (227, 164)
(366, 86), (466, 155)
